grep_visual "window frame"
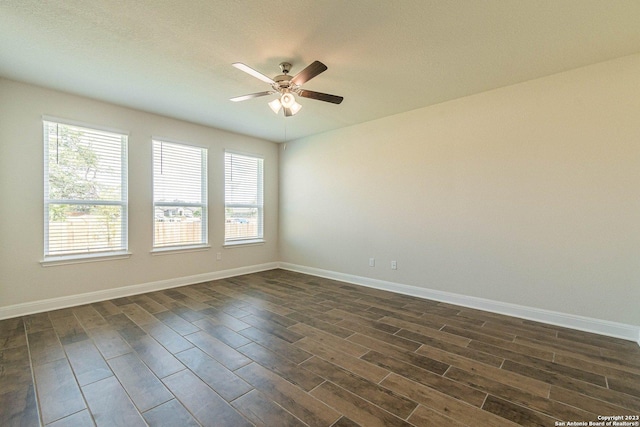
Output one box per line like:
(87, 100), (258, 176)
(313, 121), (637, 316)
(151, 138), (209, 252)
(42, 117), (129, 265)
(224, 150), (264, 246)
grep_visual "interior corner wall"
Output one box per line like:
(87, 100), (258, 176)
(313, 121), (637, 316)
(0, 78), (279, 310)
(279, 54), (640, 327)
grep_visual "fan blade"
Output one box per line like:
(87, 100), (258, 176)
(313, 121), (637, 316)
(232, 63), (275, 84)
(230, 91), (273, 102)
(284, 107), (293, 117)
(291, 61), (327, 85)
(298, 89), (344, 104)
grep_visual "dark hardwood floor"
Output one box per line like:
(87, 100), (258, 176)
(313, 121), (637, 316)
(1, 269), (639, 426)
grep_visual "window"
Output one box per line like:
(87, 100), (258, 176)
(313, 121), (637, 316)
(224, 151), (264, 243)
(153, 140), (208, 249)
(44, 119), (128, 259)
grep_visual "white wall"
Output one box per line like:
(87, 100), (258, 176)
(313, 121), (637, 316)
(280, 54), (640, 327)
(0, 79), (279, 310)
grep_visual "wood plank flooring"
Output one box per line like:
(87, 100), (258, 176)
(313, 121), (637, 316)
(1, 269), (639, 426)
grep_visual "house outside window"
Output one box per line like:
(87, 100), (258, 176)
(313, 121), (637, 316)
(153, 139), (208, 249)
(224, 151), (264, 244)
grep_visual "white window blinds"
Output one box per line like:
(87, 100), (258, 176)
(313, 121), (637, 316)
(153, 140), (208, 248)
(224, 151), (264, 242)
(44, 120), (128, 258)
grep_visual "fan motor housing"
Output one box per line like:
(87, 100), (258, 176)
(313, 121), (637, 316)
(272, 61), (295, 91)
(273, 74), (294, 91)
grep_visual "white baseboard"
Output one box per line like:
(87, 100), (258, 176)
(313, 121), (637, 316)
(0, 262), (279, 320)
(279, 263), (640, 345)
(2, 261), (638, 346)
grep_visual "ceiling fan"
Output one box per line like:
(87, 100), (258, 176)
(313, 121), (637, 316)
(230, 61), (344, 117)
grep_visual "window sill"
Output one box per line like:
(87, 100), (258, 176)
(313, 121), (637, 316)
(151, 245), (211, 256)
(41, 251), (132, 267)
(223, 239), (265, 248)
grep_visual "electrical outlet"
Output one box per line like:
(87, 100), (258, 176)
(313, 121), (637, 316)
(216, 252), (222, 261)
(369, 258), (375, 267)
(391, 260), (397, 270)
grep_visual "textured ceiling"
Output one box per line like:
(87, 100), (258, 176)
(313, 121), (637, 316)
(1, 0), (640, 142)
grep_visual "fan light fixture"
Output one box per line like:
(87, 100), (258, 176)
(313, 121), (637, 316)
(268, 92), (302, 116)
(289, 101), (302, 115)
(280, 93), (295, 108)
(268, 98), (282, 114)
